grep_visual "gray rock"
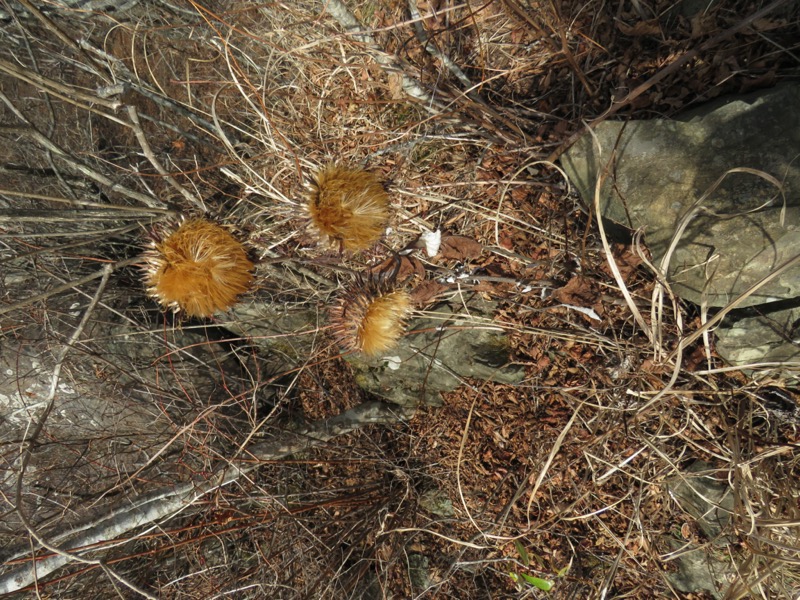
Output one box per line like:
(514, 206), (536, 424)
(419, 488), (455, 518)
(221, 303), (320, 365)
(664, 538), (734, 600)
(407, 553), (431, 591)
(346, 298), (525, 407)
(224, 298), (524, 408)
(667, 461), (734, 544)
(664, 461), (737, 599)
(715, 304), (800, 380)
(561, 83), (800, 308)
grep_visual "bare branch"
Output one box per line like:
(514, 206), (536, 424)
(0, 122), (166, 209)
(323, 0), (444, 111)
(9, 264), (155, 599)
(0, 401), (412, 595)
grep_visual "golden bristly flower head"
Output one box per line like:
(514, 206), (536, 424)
(330, 278), (412, 356)
(306, 165), (389, 251)
(142, 218), (254, 318)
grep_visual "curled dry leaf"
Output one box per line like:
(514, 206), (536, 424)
(410, 279), (448, 306)
(616, 19), (662, 37)
(438, 235), (483, 261)
(371, 255), (426, 283)
(550, 276), (605, 318)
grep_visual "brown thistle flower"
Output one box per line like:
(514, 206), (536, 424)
(329, 278), (412, 356)
(306, 165), (389, 251)
(142, 218), (254, 318)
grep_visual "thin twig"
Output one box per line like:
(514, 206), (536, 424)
(11, 265), (155, 600)
(0, 209), (165, 221)
(324, 0), (446, 111)
(0, 401), (412, 594)
(14, 0), (110, 82)
(0, 123), (165, 209)
(0, 188), (174, 214)
(0, 57), (122, 114)
(408, 0), (473, 90)
(0, 257), (139, 317)
(126, 105), (205, 211)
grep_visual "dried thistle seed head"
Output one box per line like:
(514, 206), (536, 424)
(142, 218), (254, 318)
(306, 165), (389, 251)
(330, 280), (412, 356)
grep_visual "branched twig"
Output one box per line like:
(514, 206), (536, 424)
(0, 188), (174, 214)
(407, 0), (473, 90)
(405, 0), (526, 143)
(77, 37), (241, 148)
(10, 265), (154, 599)
(0, 401), (413, 594)
(0, 257), (139, 317)
(126, 105), (205, 212)
(0, 209), (165, 221)
(0, 122), (165, 209)
(0, 57), (122, 115)
(14, 0), (110, 81)
(323, 0), (445, 111)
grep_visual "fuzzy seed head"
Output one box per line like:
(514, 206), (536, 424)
(330, 282), (412, 356)
(142, 218), (254, 318)
(307, 165), (389, 251)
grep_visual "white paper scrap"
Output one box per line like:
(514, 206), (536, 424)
(421, 229), (441, 257)
(384, 356), (402, 370)
(558, 303), (601, 321)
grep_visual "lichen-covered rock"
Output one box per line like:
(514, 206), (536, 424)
(561, 83), (800, 308)
(345, 299), (525, 407)
(715, 304), (800, 381)
(225, 298), (524, 408)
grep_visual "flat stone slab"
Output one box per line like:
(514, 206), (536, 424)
(347, 298), (525, 407)
(225, 298), (524, 408)
(715, 303), (800, 380)
(561, 83), (800, 308)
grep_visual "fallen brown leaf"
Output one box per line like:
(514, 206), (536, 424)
(410, 279), (448, 306)
(617, 19), (662, 37)
(371, 255), (426, 283)
(438, 235), (483, 261)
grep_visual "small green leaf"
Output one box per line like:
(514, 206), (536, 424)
(556, 564), (570, 578)
(519, 573), (553, 591)
(514, 540), (530, 567)
(508, 572), (520, 583)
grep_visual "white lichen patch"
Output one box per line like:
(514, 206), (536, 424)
(384, 355), (402, 370)
(58, 382), (76, 395)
